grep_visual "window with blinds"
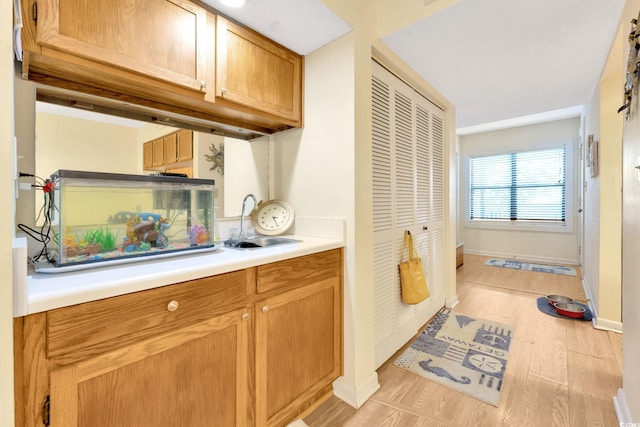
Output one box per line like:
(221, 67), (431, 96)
(469, 147), (566, 223)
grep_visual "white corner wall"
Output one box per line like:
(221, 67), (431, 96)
(582, 7), (624, 330)
(1, 0), (15, 423)
(617, 0), (640, 421)
(271, 33), (372, 403)
(458, 117), (581, 264)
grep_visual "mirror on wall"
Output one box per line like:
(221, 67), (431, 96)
(34, 100), (269, 220)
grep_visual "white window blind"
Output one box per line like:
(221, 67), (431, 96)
(469, 147), (566, 222)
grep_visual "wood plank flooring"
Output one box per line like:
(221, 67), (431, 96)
(304, 254), (622, 427)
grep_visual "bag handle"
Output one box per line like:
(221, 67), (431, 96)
(403, 230), (417, 260)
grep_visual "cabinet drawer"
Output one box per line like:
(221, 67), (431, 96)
(257, 249), (342, 294)
(47, 269), (248, 362)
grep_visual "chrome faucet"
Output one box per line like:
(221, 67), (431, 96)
(239, 194), (258, 239)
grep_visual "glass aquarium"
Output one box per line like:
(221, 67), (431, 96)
(45, 170), (215, 270)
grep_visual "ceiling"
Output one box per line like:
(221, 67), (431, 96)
(382, 0), (626, 130)
(201, 0), (352, 55)
(204, 0), (626, 133)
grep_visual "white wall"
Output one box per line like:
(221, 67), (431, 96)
(618, 0), (640, 421)
(458, 117), (581, 264)
(222, 136), (269, 218)
(596, 18), (624, 327)
(581, 8), (624, 331)
(1, 0), (15, 423)
(274, 0), (458, 408)
(271, 32), (368, 398)
(582, 93), (602, 311)
(36, 113), (139, 177)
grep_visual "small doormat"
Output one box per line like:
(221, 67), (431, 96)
(536, 297), (593, 321)
(394, 309), (515, 406)
(485, 258), (577, 276)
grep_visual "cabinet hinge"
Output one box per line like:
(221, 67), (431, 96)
(32, 1), (37, 23)
(42, 395), (50, 426)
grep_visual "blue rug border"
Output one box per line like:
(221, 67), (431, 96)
(536, 297), (593, 321)
(485, 258), (577, 276)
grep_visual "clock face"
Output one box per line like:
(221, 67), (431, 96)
(252, 200), (294, 235)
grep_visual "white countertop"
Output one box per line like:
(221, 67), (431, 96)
(15, 234), (343, 316)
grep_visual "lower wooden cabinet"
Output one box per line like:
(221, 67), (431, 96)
(255, 277), (342, 427)
(50, 308), (250, 427)
(13, 249), (343, 427)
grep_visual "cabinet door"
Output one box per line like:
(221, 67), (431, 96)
(143, 141), (153, 169)
(152, 138), (165, 167)
(176, 130), (194, 162)
(255, 278), (342, 427)
(37, 0), (209, 94)
(164, 133), (178, 165)
(216, 16), (302, 124)
(50, 308), (251, 427)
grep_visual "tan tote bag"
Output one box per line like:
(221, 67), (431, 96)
(398, 230), (430, 304)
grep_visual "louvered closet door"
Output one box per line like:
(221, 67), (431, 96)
(372, 61), (446, 368)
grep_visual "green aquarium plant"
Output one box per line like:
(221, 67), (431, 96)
(91, 227), (119, 251)
(78, 227), (118, 252)
(100, 227), (119, 251)
(81, 229), (99, 246)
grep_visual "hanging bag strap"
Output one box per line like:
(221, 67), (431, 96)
(403, 230), (417, 261)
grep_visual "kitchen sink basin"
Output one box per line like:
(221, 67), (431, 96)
(223, 236), (301, 250)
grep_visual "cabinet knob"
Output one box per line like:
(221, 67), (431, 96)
(221, 88), (227, 96)
(242, 313), (250, 321)
(261, 305), (269, 313)
(167, 300), (179, 312)
(200, 80), (207, 92)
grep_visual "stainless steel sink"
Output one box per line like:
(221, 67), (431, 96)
(223, 237), (301, 250)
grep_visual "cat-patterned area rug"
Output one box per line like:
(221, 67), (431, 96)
(394, 309), (515, 406)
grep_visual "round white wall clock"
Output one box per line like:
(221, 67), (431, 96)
(251, 199), (295, 236)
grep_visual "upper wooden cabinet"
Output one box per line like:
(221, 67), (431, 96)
(19, 0), (304, 137)
(143, 129), (193, 172)
(176, 129), (194, 162)
(143, 141), (153, 169)
(33, 0), (209, 95)
(216, 16), (303, 124)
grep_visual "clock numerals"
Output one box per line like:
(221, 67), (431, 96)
(253, 200), (294, 235)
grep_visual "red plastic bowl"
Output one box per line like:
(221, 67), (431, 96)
(554, 302), (585, 319)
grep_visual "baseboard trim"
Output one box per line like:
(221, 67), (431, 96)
(594, 317), (623, 333)
(332, 372), (380, 409)
(445, 295), (459, 309)
(613, 388), (633, 424)
(581, 278), (623, 333)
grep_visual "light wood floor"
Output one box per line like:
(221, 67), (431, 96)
(304, 254), (623, 427)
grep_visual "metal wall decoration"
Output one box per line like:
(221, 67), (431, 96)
(204, 142), (224, 175)
(587, 134), (599, 178)
(619, 12), (640, 119)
